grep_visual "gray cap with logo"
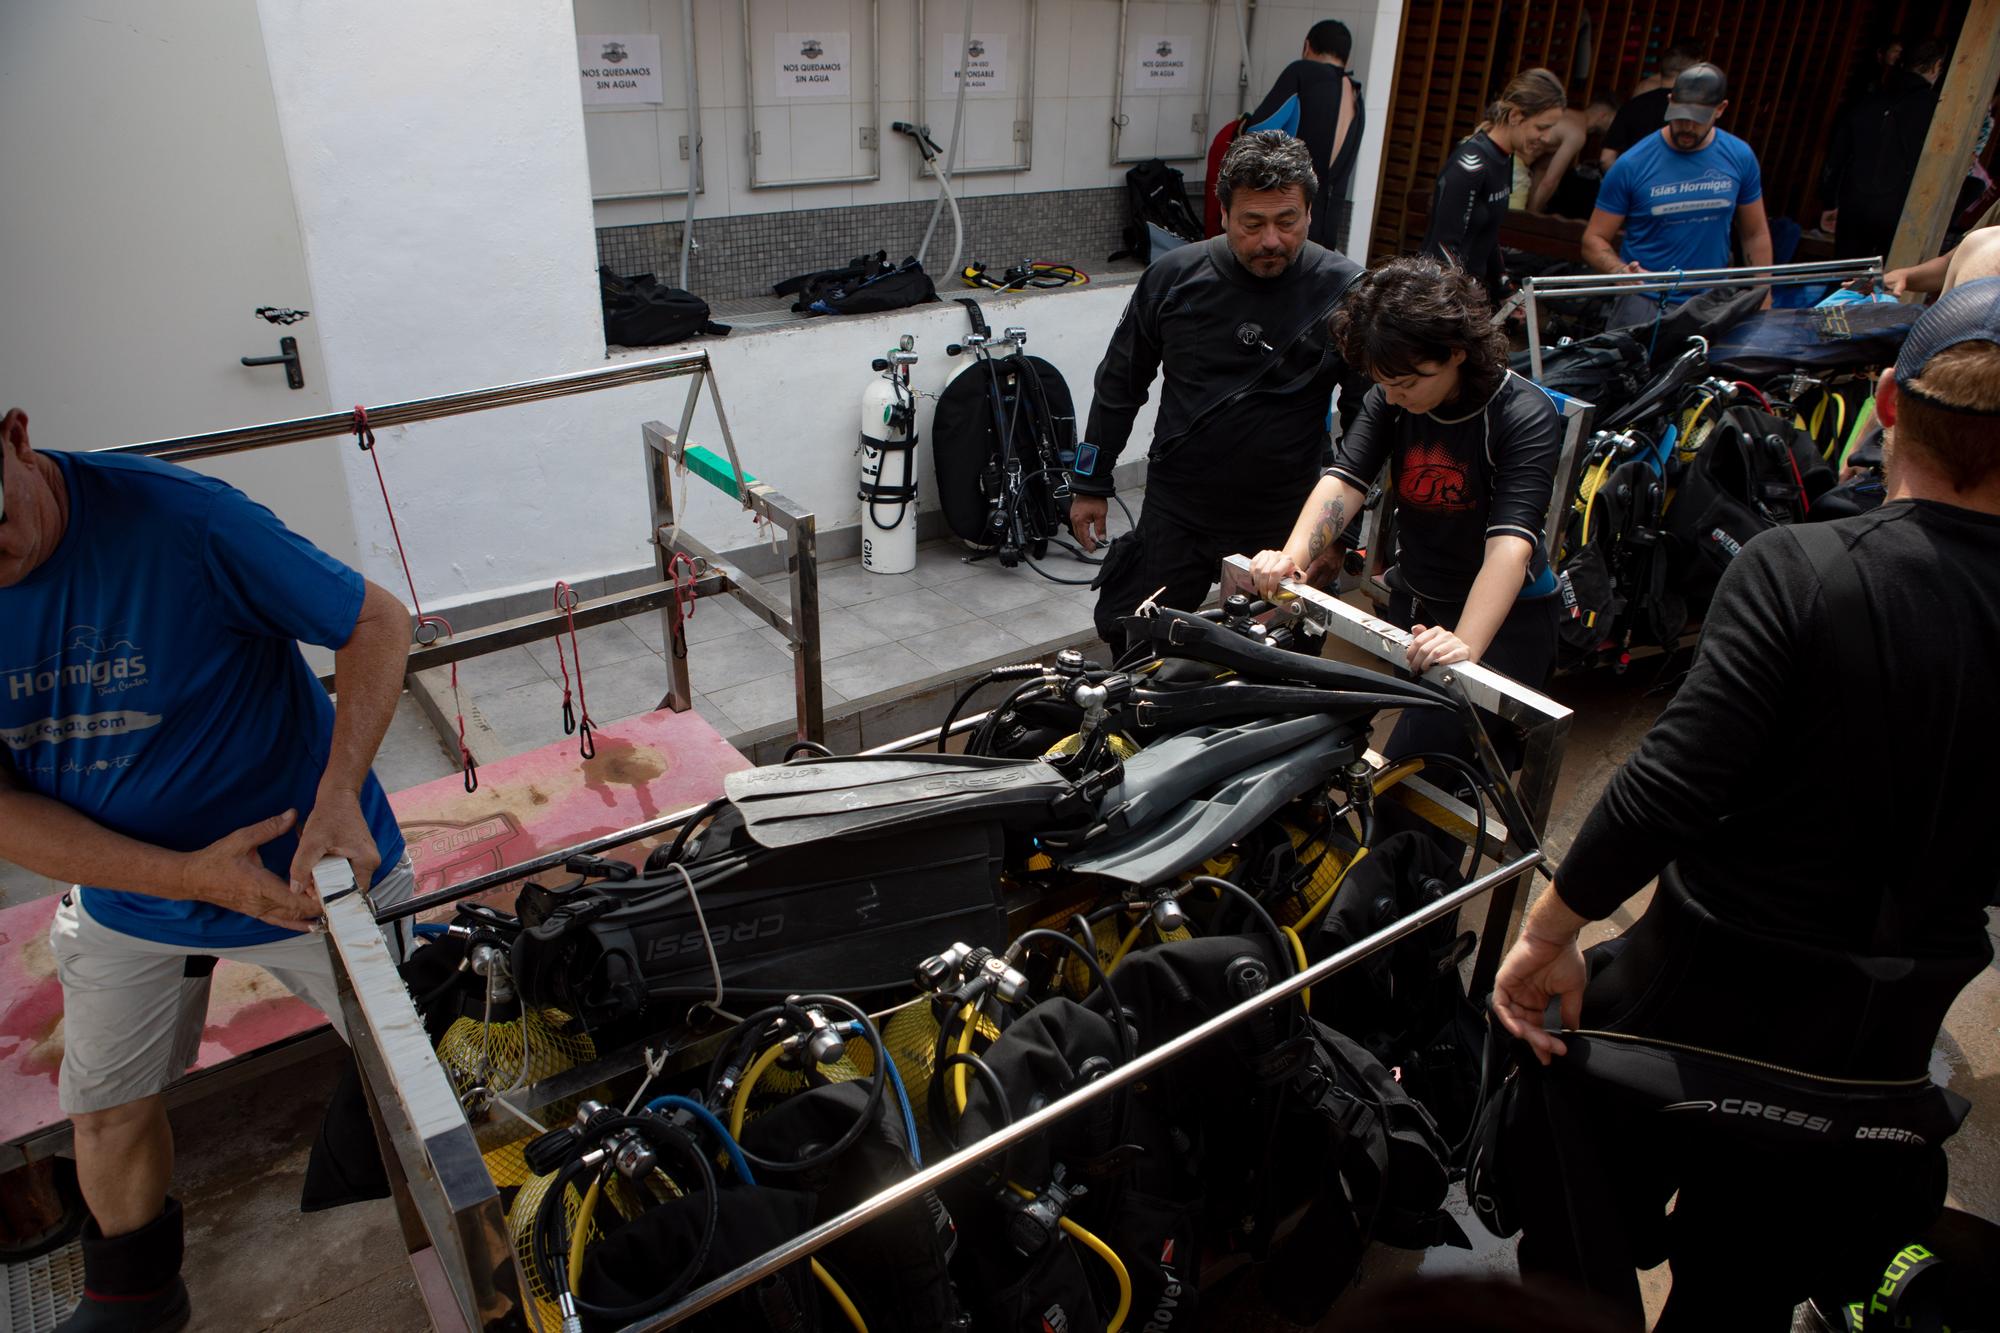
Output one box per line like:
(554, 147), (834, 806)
(1666, 63), (1729, 124)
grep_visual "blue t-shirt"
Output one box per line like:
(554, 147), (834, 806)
(1598, 128), (1763, 288)
(1, 451), (405, 947)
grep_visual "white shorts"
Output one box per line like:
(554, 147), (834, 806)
(48, 857), (414, 1116)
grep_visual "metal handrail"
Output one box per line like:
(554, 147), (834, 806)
(105, 349), (712, 463)
(1507, 257), (1887, 380)
(622, 850), (1542, 1330)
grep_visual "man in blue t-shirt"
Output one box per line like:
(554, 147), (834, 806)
(0, 407), (412, 1333)
(1584, 63), (1774, 329)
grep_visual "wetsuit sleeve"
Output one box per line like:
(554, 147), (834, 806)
(1076, 277), (1167, 495)
(1247, 63), (1303, 127)
(1485, 385), (1561, 547)
(1325, 386), (1396, 490)
(1558, 533), (1813, 917)
(1421, 154), (1481, 269)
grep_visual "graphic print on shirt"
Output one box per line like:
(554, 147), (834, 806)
(1643, 166), (1738, 220)
(1397, 440), (1477, 513)
(0, 625), (157, 765)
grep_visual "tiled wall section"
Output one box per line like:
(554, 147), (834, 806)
(597, 186), (1130, 300)
(598, 188), (1355, 301)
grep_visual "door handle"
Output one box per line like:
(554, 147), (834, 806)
(241, 335), (305, 390)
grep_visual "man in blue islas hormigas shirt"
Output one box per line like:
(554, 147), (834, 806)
(0, 407), (413, 1333)
(1583, 62), (1775, 329)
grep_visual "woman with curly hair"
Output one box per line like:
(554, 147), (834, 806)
(1248, 255), (1562, 765)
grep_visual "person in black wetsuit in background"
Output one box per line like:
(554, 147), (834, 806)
(1422, 69), (1566, 304)
(1246, 20), (1365, 250)
(1822, 40), (1945, 261)
(1491, 280), (2000, 1329)
(1247, 256), (1562, 774)
(1070, 131), (1362, 654)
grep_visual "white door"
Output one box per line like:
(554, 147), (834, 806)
(0, 0), (358, 565)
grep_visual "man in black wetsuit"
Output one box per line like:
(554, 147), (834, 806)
(1492, 280), (2000, 1329)
(1070, 131), (1361, 652)
(1245, 20), (1365, 250)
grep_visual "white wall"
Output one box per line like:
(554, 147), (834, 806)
(587, 0), (1397, 262)
(237, 0), (1391, 616)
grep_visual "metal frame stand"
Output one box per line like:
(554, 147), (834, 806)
(320, 569), (1573, 1329)
(1218, 555), (1573, 996)
(104, 348), (827, 745)
(1493, 257), (1887, 381)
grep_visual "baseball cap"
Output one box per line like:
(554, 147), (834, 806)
(1893, 276), (2000, 415)
(1666, 63), (1728, 123)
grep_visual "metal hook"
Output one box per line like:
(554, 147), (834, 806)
(579, 721), (596, 761)
(462, 753), (479, 794)
(562, 698), (577, 736)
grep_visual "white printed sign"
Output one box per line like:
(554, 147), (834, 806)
(775, 32), (852, 99)
(939, 33), (1011, 96)
(1126, 34), (1196, 94)
(578, 34), (663, 105)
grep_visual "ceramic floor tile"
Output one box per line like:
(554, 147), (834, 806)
(902, 543), (989, 588)
(367, 694), (460, 792)
(626, 602), (750, 653)
(446, 644), (550, 697)
(1003, 596), (1101, 647)
(707, 672), (850, 733)
(934, 568), (1062, 618)
(846, 587), (979, 639)
(474, 676), (574, 756)
(814, 566), (920, 607)
(752, 605), (893, 661)
(685, 628), (795, 694)
(576, 651), (678, 723)
(689, 691), (740, 737)
(903, 618), (1034, 672)
(820, 642), (937, 699)
(524, 620), (653, 678)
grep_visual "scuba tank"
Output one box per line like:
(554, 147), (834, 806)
(860, 336), (921, 574)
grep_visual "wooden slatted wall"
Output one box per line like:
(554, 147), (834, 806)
(1369, 0), (1964, 262)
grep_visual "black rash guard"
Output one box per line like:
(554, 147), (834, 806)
(1563, 499), (2000, 939)
(1563, 500), (2000, 1077)
(1421, 130), (1513, 299)
(1077, 236), (1362, 533)
(1247, 60), (1367, 248)
(1325, 371), (1561, 600)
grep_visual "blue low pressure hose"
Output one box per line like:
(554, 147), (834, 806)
(646, 1095), (757, 1185)
(844, 1020), (922, 1167)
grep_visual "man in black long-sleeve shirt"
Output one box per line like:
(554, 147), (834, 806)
(1071, 131), (1361, 651)
(1493, 281), (2000, 1328)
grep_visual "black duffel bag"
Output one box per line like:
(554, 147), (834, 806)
(599, 267), (730, 346)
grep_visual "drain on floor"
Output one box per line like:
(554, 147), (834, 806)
(2, 1241), (82, 1333)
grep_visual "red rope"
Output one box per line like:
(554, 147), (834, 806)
(353, 407), (476, 791)
(665, 552), (701, 660)
(552, 581), (597, 760)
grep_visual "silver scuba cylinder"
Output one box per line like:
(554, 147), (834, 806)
(860, 337), (921, 574)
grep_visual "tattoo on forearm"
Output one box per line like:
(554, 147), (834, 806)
(1304, 497), (1346, 568)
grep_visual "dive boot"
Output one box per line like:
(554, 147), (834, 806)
(56, 1198), (191, 1333)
